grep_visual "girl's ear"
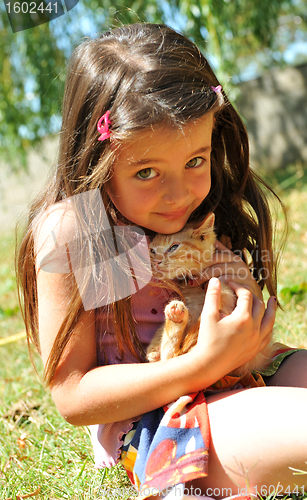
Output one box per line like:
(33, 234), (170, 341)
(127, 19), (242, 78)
(192, 213), (215, 238)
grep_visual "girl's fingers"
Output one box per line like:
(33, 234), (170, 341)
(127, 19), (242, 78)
(214, 239), (232, 252)
(188, 239), (248, 287)
(201, 277), (221, 321)
(222, 275), (263, 300)
(260, 295), (277, 335)
(228, 280), (267, 323)
(190, 261), (244, 284)
(228, 281), (277, 345)
(217, 234), (232, 250)
(258, 330), (273, 351)
(227, 280), (253, 315)
(211, 249), (240, 264)
(194, 259), (263, 301)
(188, 262), (232, 286)
(214, 240), (242, 260)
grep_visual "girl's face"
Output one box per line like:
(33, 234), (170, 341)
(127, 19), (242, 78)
(107, 112), (214, 234)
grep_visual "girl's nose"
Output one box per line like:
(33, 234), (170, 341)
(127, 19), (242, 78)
(161, 176), (190, 205)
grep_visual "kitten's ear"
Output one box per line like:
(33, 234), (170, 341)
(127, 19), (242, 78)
(203, 213), (215, 229)
(192, 213), (215, 238)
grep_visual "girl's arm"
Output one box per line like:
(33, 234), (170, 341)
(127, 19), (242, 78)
(36, 210), (276, 426)
(39, 273), (275, 426)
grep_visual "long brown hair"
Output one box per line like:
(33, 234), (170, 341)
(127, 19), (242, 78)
(16, 23), (286, 385)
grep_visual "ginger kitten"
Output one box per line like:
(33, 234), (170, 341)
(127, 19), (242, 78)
(146, 213), (276, 377)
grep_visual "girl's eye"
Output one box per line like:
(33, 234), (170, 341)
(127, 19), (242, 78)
(186, 157), (204, 168)
(136, 168), (157, 180)
(168, 244), (179, 253)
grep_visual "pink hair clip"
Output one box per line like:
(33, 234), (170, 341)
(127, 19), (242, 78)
(97, 110), (112, 141)
(211, 85), (222, 94)
(211, 85), (224, 107)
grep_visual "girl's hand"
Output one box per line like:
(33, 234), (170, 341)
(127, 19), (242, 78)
(192, 278), (276, 380)
(190, 240), (263, 301)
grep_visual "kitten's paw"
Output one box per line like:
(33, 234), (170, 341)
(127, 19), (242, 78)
(165, 300), (188, 324)
(147, 350), (161, 362)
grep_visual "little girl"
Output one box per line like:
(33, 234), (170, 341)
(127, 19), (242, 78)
(17, 23), (307, 499)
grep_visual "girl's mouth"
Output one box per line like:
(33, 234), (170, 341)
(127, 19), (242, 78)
(156, 206), (189, 219)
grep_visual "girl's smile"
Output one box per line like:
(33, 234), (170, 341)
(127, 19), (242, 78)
(107, 112), (214, 234)
(155, 205), (190, 219)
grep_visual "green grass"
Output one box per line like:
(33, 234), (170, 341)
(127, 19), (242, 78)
(268, 165), (307, 349)
(0, 235), (134, 499)
(0, 166), (307, 499)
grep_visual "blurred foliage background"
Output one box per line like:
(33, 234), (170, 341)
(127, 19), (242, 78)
(0, 0), (307, 170)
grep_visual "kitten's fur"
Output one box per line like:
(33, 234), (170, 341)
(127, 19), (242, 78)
(146, 213), (276, 377)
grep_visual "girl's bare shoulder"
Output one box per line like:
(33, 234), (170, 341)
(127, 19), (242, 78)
(34, 200), (77, 270)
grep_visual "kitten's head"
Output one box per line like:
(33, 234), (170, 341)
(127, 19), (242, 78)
(149, 213), (216, 280)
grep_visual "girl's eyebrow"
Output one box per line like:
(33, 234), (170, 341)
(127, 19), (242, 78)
(129, 158), (161, 167)
(127, 146), (212, 169)
(189, 146), (212, 157)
